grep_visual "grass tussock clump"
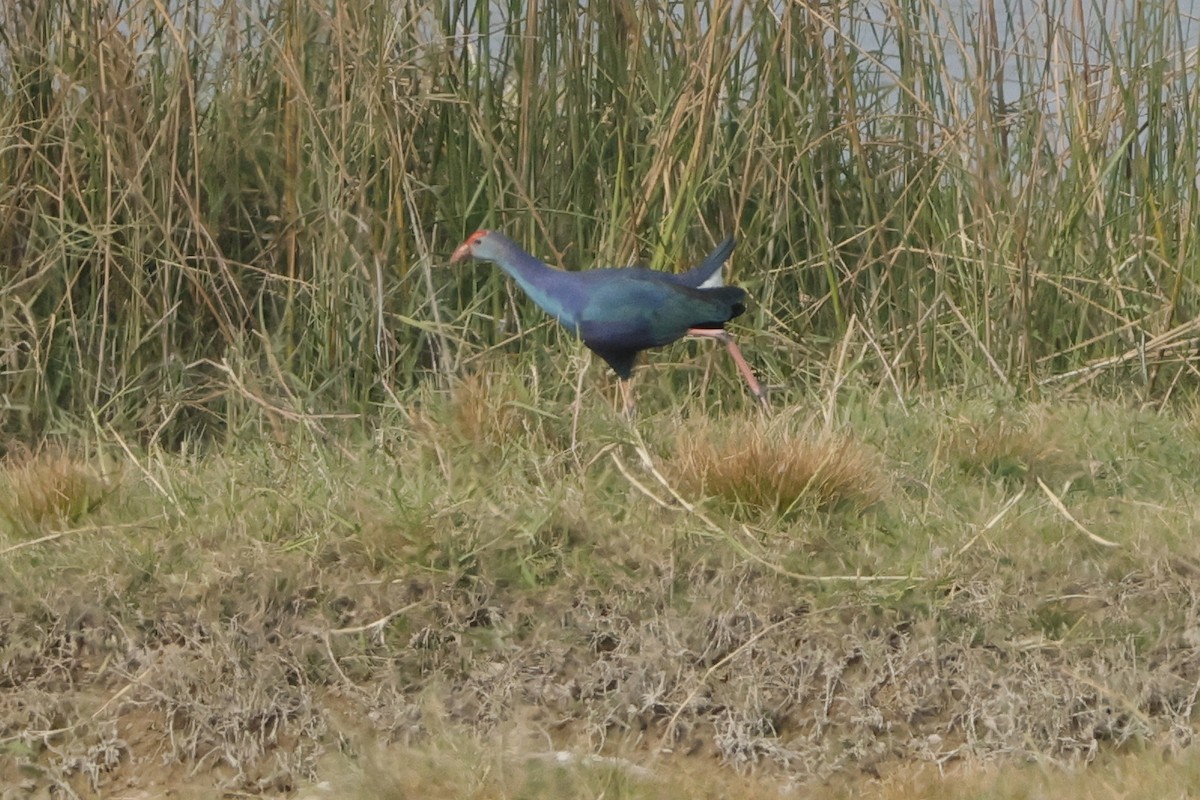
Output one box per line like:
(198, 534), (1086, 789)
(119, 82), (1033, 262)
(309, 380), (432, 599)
(948, 406), (1073, 486)
(669, 415), (885, 515)
(417, 367), (545, 453)
(0, 446), (112, 533)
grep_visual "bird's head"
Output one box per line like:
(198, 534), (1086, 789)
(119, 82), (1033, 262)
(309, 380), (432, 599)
(450, 229), (503, 265)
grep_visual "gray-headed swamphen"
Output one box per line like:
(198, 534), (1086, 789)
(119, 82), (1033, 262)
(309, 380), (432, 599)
(450, 230), (767, 413)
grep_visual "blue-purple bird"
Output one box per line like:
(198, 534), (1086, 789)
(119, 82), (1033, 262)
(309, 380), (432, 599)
(450, 230), (767, 413)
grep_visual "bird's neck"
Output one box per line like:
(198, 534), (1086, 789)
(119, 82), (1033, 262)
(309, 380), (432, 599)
(491, 242), (573, 322)
(493, 241), (556, 285)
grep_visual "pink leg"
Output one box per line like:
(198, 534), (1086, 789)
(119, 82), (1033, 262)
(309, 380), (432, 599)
(686, 328), (769, 410)
(619, 377), (637, 417)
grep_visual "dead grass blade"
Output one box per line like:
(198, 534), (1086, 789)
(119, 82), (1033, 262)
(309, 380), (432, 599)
(1036, 476), (1119, 548)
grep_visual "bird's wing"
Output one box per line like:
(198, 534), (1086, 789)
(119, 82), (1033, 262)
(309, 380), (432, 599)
(575, 272), (744, 351)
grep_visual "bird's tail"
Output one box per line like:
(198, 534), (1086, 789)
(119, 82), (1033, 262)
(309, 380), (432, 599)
(676, 237), (736, 289)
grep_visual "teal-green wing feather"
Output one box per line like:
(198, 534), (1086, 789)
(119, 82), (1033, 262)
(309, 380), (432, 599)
(576, 272), (745, 351)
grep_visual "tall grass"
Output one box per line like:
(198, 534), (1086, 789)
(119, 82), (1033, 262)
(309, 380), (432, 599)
(2, 0), (1198, 442)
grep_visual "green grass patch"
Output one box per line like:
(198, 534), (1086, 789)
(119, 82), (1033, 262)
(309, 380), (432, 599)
(3, 388), (1200, 795)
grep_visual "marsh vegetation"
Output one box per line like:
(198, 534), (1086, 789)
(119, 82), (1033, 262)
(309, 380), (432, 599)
(3, 0), (1200, 795)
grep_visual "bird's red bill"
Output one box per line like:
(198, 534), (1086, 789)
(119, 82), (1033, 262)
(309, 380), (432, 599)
(449, 230), (488, 264)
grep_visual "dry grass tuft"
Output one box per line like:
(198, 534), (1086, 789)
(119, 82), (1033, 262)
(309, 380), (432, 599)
(421, 367), (542, 452)
(948, 408), (1069, 485)
(669, 415), (885, 515)
(0, 446), (111, 532)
